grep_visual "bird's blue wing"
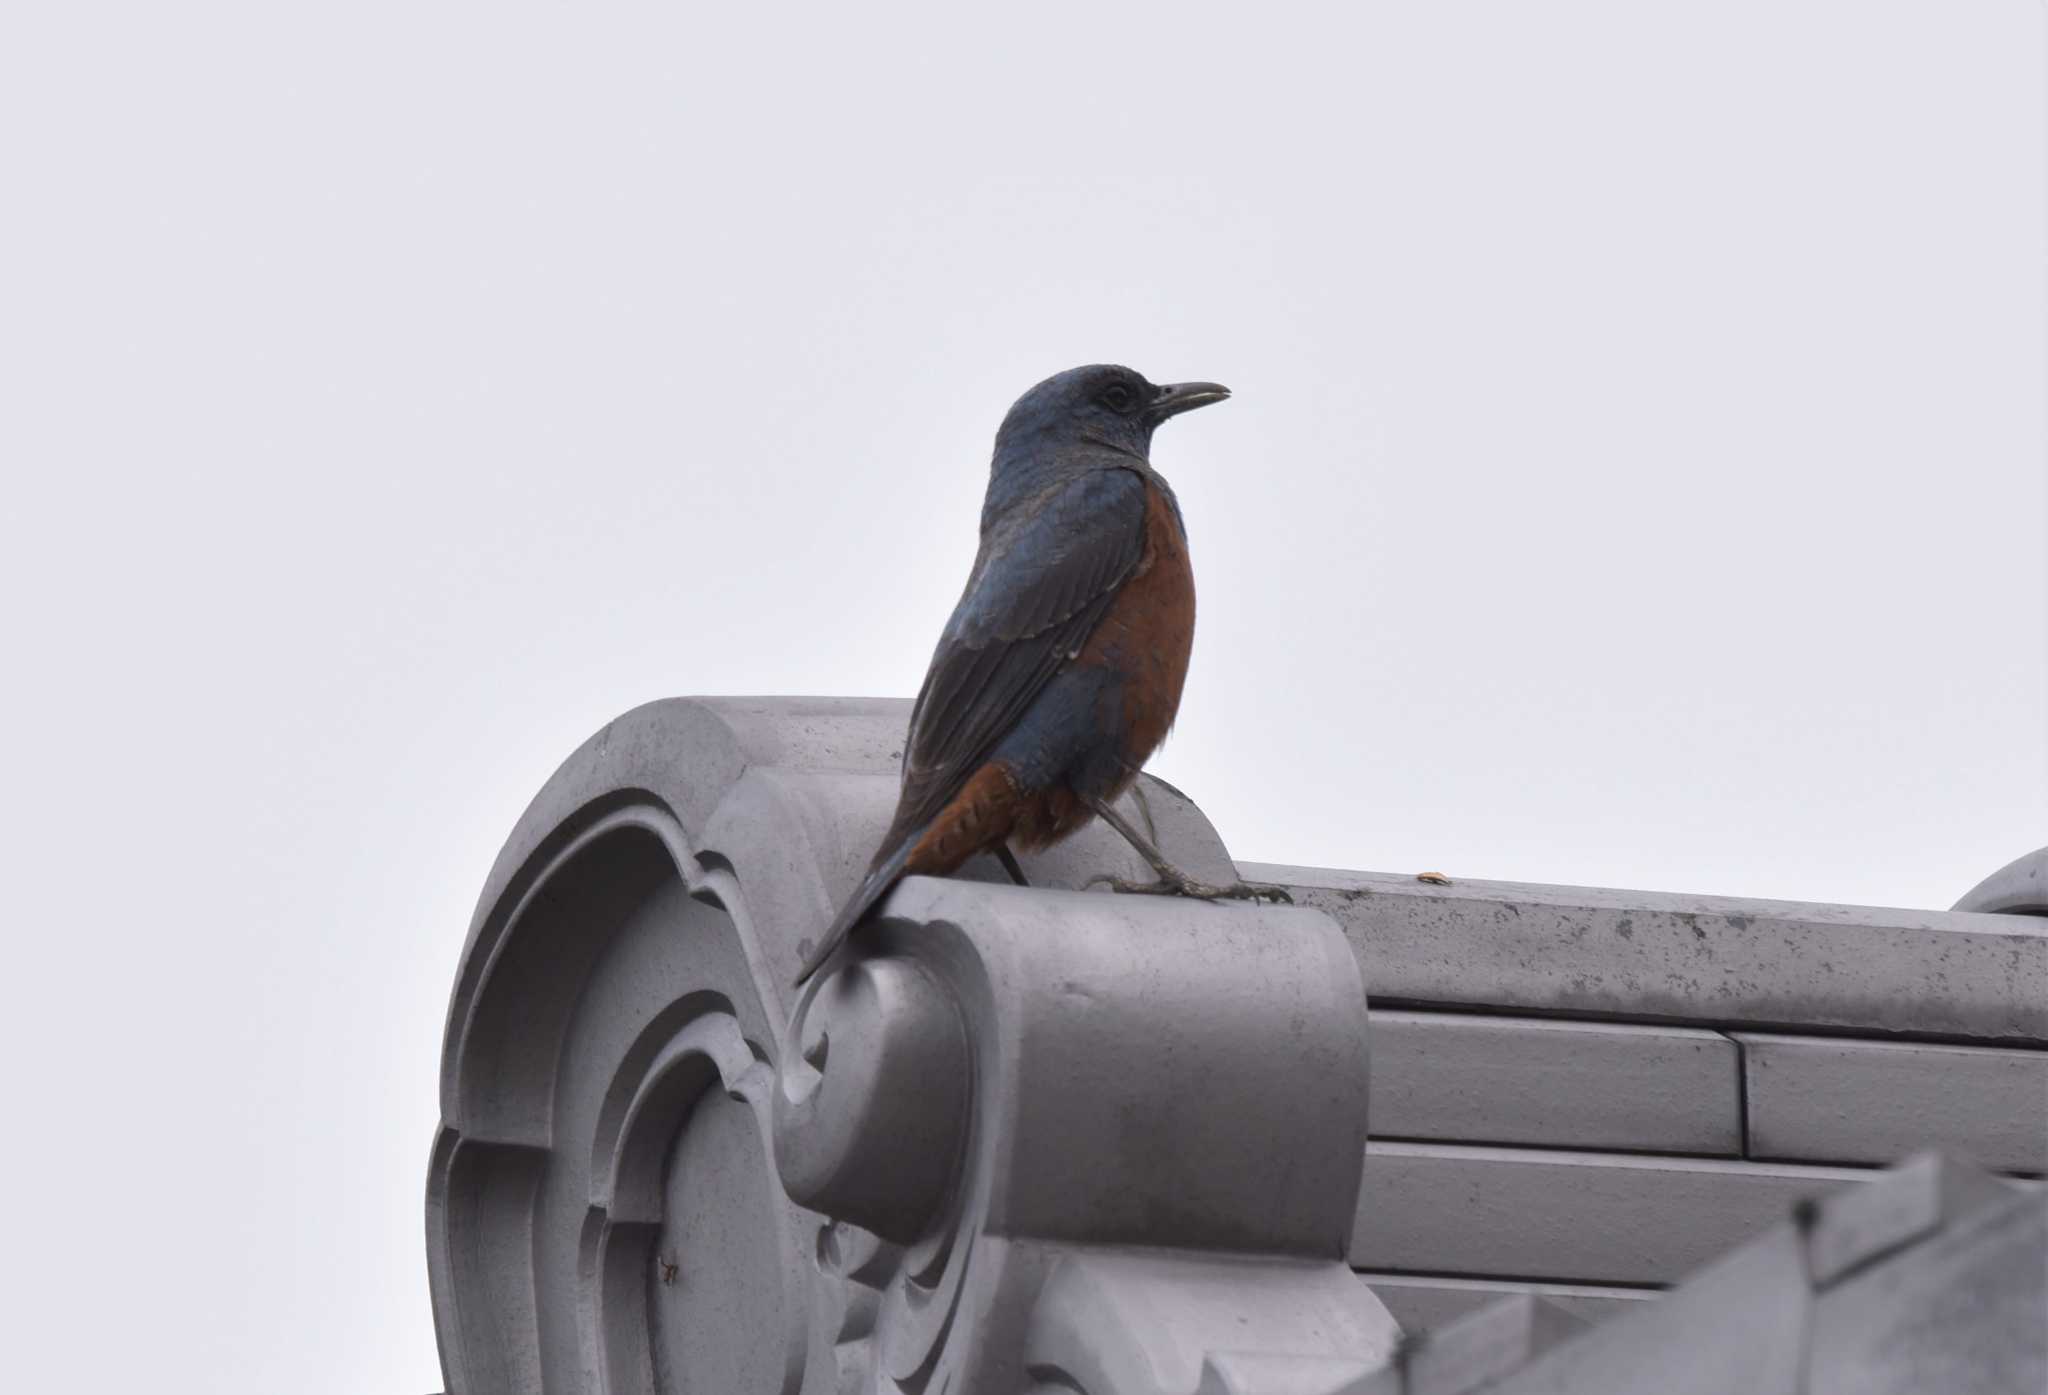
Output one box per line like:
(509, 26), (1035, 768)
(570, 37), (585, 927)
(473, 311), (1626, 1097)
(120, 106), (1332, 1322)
(792, 466), (1149, 986)
(885, 467), (1149, 855)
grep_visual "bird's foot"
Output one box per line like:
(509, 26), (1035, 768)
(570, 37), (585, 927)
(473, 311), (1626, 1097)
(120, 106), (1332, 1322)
(1085, 871), (1293, 905)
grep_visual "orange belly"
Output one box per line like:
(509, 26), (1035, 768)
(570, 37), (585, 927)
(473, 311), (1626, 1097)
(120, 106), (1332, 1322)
(902, 761), (1022, 876)
(1074, 479), (1196, 783)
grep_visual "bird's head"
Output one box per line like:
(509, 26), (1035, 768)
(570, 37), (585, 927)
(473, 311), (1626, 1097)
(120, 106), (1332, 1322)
(993, 364), (1230, 464)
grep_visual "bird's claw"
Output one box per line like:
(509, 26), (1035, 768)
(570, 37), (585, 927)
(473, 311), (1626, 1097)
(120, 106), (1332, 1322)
(1084, 873), (1293, 906)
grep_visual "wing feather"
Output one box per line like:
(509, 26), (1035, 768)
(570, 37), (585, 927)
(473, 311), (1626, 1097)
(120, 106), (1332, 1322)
(879, 468), (1147, 857)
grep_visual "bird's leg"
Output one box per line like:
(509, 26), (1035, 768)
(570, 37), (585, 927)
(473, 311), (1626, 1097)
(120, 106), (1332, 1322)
(1081, 795), (1292, 904)
(1129, 780), (1160, 847)
(993, 842), (1030, 887)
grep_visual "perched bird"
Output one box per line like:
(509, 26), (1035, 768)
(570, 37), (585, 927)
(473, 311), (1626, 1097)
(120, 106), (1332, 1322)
(793, 364), (1288, 987)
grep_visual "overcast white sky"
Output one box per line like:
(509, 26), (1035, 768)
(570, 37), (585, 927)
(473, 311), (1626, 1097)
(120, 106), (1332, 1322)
(3, 3), (2042, 1391)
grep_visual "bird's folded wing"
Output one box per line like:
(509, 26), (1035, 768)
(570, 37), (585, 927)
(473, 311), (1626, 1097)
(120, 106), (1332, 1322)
(884, 468), (1149, 852)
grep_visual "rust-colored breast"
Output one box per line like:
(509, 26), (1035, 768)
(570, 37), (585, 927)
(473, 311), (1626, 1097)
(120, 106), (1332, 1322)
(1076, 480), (1196, 778)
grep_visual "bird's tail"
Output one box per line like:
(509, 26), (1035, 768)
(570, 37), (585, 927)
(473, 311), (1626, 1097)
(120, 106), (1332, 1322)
(791, 836), (917, 987)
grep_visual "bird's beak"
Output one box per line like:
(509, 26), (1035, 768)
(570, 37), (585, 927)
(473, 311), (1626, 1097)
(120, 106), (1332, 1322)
(1148, 381), (1231, 421)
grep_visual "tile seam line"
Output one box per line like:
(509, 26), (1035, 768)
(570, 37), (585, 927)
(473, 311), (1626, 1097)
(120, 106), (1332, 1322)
(1364, 997), (2048, 1050)
(1353, 1265), (1668, 1292)
(1721, 1027), (1753, 1160)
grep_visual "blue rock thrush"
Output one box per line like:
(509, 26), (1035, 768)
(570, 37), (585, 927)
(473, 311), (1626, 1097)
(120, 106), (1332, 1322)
(793, 364), (1290, 987)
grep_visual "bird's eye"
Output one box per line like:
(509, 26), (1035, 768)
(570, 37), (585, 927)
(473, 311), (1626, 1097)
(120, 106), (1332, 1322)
(1097, 384), (1135, 412)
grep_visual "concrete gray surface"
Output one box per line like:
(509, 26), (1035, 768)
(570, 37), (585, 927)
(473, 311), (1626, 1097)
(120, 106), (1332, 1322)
(782, 878), (1376, 1256)
(1808, 1188), (2046, 1395)
(1026, 1250), (1399, 1395)
(779, 876), (1400, 1392)
(1369, 1011), (1739, 1154)
(1392, 1295), (1588, 1395)
(429, 700), (2048, 1392)
(432, 698), (1399, 1395)
(1739, 1032), (2048, 1173)
(1478, 1222), (1816, 1395)
(1799, 1152), (2025, 1286)
(1479, 1156), (2043, 1395)
(1352, 1141), (1870, 1285)
(1357, 1275), (1655, 1334)
(1952, 845), (2048, 916)
(1247, 862), (2048, 1041)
